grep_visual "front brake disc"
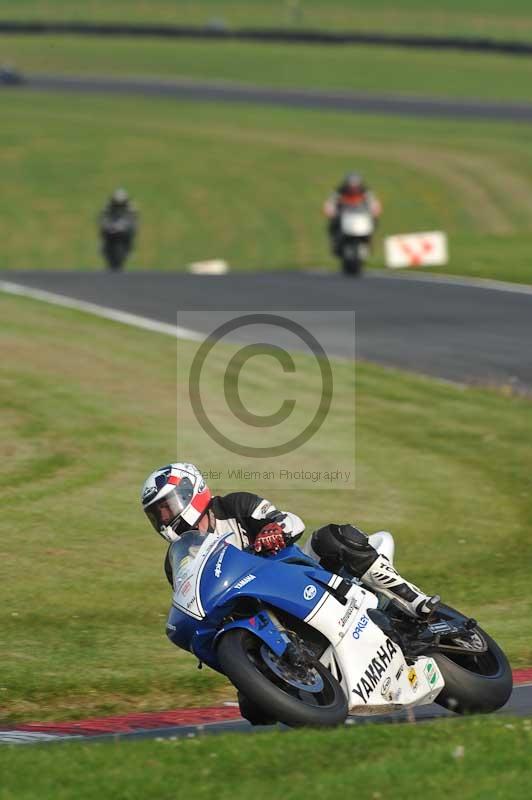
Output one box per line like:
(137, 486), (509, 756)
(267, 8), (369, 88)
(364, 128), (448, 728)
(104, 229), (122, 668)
(260, 644), (325, 693)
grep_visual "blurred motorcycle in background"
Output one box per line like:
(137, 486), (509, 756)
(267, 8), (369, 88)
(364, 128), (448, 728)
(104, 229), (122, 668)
(99, 188), (138, 271)
(333, 205), (375, 276)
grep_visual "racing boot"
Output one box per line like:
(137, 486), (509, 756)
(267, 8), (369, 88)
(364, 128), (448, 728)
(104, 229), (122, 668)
(361, 553), (440, 619)
(307, 523), (439, 619)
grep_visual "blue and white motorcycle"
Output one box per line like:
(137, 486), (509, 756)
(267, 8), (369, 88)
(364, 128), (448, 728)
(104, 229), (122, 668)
(166, 531), (512, 727)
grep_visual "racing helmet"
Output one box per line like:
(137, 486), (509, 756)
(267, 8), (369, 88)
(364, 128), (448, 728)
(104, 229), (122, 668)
(111, 188), (129, 207)
(340, 172), (366, 195)
(141, 463), (212, 542)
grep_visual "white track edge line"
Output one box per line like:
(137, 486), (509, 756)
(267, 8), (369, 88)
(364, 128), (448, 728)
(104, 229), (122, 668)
(368, 270), (532, 296)
(0, 280), (203, 341)
(303, 267), (532, 296)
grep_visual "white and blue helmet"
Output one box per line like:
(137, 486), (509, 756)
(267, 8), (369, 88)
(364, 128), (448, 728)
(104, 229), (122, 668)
(141, 462), (212, 542)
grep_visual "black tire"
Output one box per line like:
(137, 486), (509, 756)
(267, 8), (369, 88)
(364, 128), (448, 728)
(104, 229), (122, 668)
(218, 629), (348, 728)
(237, 691), (277, 727)
(432, 604), (513, 714)
(342, 257), (362, 276)
(105, 243), (128, 271)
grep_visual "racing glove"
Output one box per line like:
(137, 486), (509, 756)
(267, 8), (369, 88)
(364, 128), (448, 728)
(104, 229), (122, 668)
(253, 523), (286, 554)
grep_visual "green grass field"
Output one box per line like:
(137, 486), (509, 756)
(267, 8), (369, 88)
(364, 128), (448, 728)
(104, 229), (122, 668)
(2, 0), (532, 42)
(2, 293), (531, 723)
(1, 717), (531, 800)
(3, 35), (532, 103)
(1, 90), (532, 282)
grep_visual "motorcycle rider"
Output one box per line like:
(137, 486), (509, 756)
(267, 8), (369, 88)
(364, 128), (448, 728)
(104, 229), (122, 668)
(323, 172), (382, 255)
(141, 462), (438, 620)
(98, 188), (138, 270)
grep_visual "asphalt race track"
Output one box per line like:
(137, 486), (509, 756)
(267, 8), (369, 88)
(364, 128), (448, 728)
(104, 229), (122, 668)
(6, 74), (532, 124)
(3, 269), (532, 391)
(1, 680), (531, 744)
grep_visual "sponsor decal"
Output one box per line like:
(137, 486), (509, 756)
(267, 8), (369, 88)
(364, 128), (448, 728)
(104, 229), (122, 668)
(198, 542), (214, 561)
(352, 614), (369, 640)
(380, 677), (392, 697)
(395, 664), (405, 681)
(181, 580), (192, 597)
(424, 661), (438, 687)
(408, 667), (418, 691)
(234, 574), (256, 590)
(214, 546), (227, 578)
(352, 638), (398, 704)
(256, 612), (269, 630)
(338, 598), (358, 627)
(259, 501), (273, 516)
(142, 483), (155, 501)
(166, 623), (177, 632)
(304, 584), (317, 601)
(186, 597), (196, 609)
(428, 621), (455, 635)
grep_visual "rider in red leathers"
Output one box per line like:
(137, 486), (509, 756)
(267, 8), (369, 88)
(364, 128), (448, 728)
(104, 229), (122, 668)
(323, 172), (382, 255)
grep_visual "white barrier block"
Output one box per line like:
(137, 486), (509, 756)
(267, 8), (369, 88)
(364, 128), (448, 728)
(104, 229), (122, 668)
(188, 259), (229, 275)
(385, 231), (448, 269)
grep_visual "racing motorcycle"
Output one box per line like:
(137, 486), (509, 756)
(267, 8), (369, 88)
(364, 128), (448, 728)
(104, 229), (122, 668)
(332, 206), (375, 276)
(166, 530), (512, 727)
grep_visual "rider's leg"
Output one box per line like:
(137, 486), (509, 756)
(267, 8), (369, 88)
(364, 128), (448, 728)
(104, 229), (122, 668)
(328, 216), (341, 255)
(306, 523), (439, 618)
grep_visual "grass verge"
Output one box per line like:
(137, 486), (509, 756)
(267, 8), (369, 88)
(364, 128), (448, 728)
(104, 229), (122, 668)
(1, 292), (531, 722)
(4, 35), (532, 103)
(1, 90), (532, 282)
(1, 0), (532, 42)
(1, 717), (531, 800)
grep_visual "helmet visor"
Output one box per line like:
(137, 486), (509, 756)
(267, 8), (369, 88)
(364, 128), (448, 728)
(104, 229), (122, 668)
(144, 478), (194, 534)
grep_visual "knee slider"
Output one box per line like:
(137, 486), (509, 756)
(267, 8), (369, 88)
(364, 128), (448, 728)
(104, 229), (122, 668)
(312, 523), (377, 577)
(335, 524), (372, 552)
(311, 523), (372, 567)
(311, 524), (345, 569)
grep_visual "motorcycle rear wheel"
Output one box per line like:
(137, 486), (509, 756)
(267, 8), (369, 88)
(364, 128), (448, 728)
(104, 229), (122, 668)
(432, 603), (513, 714)
(218, 629), (348, 728)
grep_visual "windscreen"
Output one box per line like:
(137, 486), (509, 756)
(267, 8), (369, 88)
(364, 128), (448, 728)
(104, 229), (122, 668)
(167, 531), (207, 587)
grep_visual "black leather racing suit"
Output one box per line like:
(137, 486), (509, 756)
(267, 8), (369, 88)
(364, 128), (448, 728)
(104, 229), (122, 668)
(164, 491), (379, 588)
(164, 492), (305, 587)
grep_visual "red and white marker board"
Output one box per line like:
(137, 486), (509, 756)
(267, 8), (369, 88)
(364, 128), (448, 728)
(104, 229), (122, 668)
(385, 231), (448, 269)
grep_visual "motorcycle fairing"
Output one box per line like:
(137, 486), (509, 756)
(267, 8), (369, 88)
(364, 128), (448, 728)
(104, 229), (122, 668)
(340, 209), (374, 237)
(167, 535), (345, 668)
(166, 533), (445, 707)
(214, 610), (291, 657)
(307, 583), (444, 712)
(174, 534), (335, 624)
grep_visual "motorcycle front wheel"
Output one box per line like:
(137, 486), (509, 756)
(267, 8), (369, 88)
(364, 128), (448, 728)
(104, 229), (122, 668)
(104, 242), (129, 271)
(432, 603), (513, 714)
(342, 258), (362, 276)
(217, 629), (348, 728)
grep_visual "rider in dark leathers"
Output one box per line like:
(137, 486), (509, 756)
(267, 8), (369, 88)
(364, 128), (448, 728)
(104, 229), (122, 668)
(99, 188), (138, 270)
